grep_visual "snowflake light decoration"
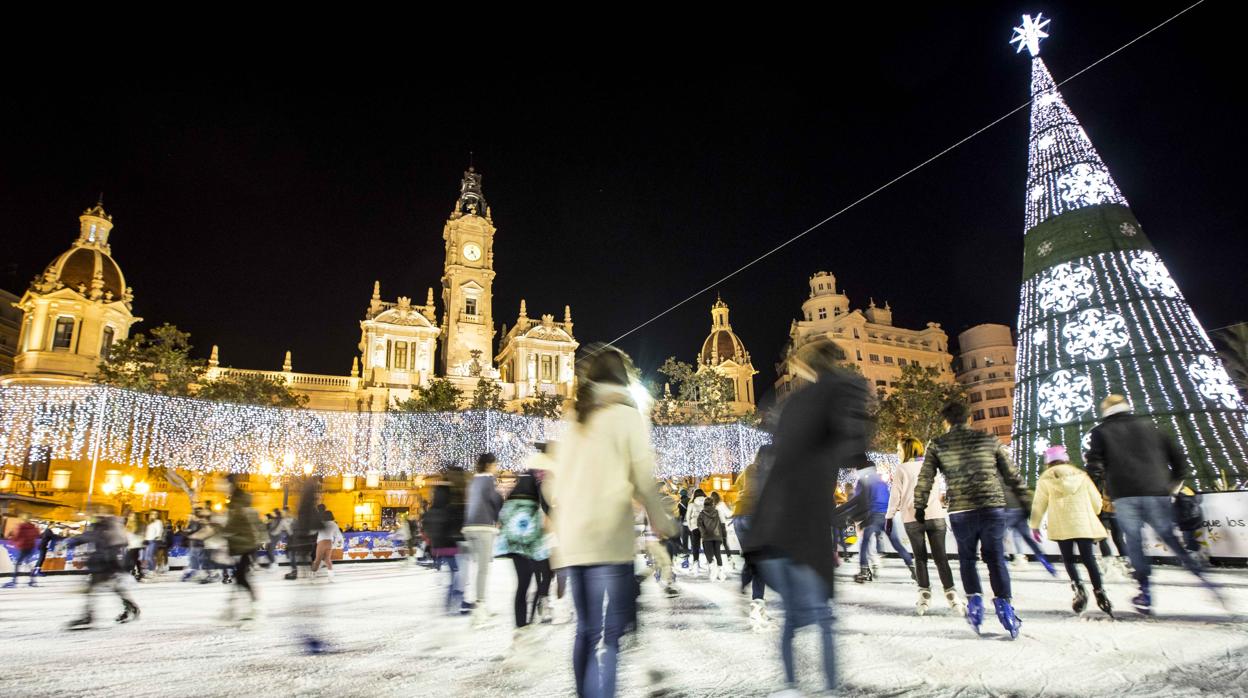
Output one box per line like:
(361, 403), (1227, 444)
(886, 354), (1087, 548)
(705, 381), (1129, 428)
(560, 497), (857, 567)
(1129, 251), (1180, 298)
(1081, 430), (1093, 454)
(1029, 185), (1044, 202)
(1033, 435), (1050, 454)
(1036, 261), (1094, 312)
(1057, 163), (1117, 207)
(1062, 309), (1130, 360)
(1032, 327), (1048, 345)
(1119, 222), (1138, 237)
(1038, 134), (1055, 150)
(1187, 355), (1243, 409)
(1037, 369), (1094, 424)
(1037, 240), (1053, 257)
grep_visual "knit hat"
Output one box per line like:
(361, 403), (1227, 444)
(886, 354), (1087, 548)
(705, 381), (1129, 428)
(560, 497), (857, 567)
(1100, 394), (1132, 418)
(1043, 445), (1069, 465)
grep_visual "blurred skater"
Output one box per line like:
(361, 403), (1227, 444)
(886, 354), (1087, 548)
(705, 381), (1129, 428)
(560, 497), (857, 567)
(463, 453), (503, 624)
(222, 474), (263, 622)
(887, 437), (962, 616)
(4, 514), (39, 587)
(312, 510), (343, 581)
(747, 341), (869, 694)
(65, 515), (139, 628)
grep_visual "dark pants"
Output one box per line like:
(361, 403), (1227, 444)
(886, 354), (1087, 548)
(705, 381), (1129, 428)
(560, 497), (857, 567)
(904, 519), (954, 590)
(948, 508), (1011, 599)
(530, 558), (553, 621)
(35, 547), (51, 571)
(735, 517), (765, 600)
(1057, 539), (1103, 589)
(439, 555), (461, 611)
(512, 556), (538, 627)
(689, 530), (702, 564)
(234, 552), (255, 601)
(569, 563), (633, 698)
(678, 526), (691, 556)
(704, 540), (722, 566)
(1098, 513), (1126, 557)
(84, 570), (136, 617)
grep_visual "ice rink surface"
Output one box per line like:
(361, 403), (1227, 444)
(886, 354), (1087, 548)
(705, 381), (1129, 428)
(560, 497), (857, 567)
(1, 558), (1245, 697)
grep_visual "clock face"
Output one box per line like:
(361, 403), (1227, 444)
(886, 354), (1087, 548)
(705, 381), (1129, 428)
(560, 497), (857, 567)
(463, 243), (482, 262)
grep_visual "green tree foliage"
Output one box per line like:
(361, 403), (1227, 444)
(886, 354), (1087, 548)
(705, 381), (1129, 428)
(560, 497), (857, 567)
(197, 372), (308, 408)
(873, 364), (967, 449)
(520, 391), (564, 419)
(657, 357), (737, 425)
(95, 323), (205, 396)
(470, 377), (505, 410)
(393, 378), (463, 412)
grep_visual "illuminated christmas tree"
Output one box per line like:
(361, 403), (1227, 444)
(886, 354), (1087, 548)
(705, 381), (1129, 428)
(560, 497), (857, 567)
(1009, 14), (1248, 488)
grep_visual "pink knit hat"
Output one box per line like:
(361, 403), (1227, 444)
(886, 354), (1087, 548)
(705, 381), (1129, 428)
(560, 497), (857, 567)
(1043, 445), (1069, 465)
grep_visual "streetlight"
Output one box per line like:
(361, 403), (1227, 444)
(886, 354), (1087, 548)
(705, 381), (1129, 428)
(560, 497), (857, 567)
(100, 475), (150, 516)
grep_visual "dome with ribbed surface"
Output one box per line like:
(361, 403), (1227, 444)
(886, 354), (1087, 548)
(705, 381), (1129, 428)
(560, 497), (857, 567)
(699, 296), (749, 366)
(31, 202), (129, 302)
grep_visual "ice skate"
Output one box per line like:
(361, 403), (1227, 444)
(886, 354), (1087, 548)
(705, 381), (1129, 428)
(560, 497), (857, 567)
(1094, 588), (1114, 618)
(1132, 578), (1152, 616)
(965, 594), (984, 635)
(869, 562), (880, 578)
(854, 568), (873, 583)
(916, 588), (931, 616)
(327, 569), (335, 583)
(115, 601), (140, 624)
(2, 580), (17, 589)
(1071, 582), (1088, 614)
(748, 598), (771, 632)
(907, 564), (916, 581)
(664, 584), (679, 598)
(302, 636), (328, 655)
(537, 597), (553, 623)
(945, 587), (965, 614)
(994, 598), (1022, 639)
(66, 614), (93, 630)
(1009, 554), (1027, 570)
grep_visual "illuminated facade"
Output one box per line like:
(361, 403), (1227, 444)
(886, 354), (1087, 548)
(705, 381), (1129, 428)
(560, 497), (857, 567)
(955, 324), (1016, 443)
(775, 271), (953, 398)
(0, 288), (20, 374)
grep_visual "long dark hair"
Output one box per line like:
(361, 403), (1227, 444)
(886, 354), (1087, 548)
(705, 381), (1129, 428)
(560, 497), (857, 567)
(574, 344), (633, 424)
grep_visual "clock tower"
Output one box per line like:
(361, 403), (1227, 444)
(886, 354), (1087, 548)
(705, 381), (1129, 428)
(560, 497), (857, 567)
(440, 168), (498, 378)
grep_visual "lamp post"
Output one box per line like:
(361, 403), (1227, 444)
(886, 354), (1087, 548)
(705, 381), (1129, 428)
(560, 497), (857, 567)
(99, 474), (150, 517)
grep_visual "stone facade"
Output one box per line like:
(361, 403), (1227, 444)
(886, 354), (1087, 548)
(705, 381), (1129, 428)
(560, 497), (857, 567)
(697, 297), (757, 416)
(954, 323), (1017, 443)
(775, 271), (953, 398)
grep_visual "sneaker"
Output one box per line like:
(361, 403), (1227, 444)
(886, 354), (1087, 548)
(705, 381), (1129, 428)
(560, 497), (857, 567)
(916, 588), (931, 616)
(965, 594), (984, 635)
(1094, 588), (1114, 618)
(1071, 582), (1088, 614)
(993, 598), (1022, 639)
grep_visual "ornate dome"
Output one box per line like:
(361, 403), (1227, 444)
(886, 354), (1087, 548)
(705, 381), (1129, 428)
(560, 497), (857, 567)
(699, 297), (750, 366)
(33, 202), (129, 302)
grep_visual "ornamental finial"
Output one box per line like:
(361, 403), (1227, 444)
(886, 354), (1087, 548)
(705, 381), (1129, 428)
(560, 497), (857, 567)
(1010, 13), (1051, 57)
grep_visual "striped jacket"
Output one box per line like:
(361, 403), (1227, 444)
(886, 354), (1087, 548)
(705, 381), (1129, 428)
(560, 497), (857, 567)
(914, 425), (1031, 516)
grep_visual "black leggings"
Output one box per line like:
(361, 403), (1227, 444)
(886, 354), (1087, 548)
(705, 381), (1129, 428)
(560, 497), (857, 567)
(904, 519), (955, 591)
(234, 553), (255, 601)
(1097, 514), (1126, 557)
(1057, 539), (1103, 590)
(529, 558), (553, 621)
(704, 540), (723, 566)
(512, 556), (543, 627)
(689, 530), (703, 563)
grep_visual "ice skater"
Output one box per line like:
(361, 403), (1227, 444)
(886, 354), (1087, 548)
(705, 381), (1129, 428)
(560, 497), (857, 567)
(1085, 394), (1222, 615)
(887, 437), (963, 616)
(65, 515), (139, 628)
(1028, 446), (1113, 617)
(221, 474), (263, 622)
(914, 399), (1031, 639)
(4, 514), (40, 587)
(852, 462), (914, 583)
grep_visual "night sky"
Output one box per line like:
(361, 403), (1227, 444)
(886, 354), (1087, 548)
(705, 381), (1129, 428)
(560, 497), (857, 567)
(3, 4), (1242, 408)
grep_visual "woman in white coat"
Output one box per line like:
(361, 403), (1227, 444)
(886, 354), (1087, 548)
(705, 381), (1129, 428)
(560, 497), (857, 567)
(684, 489), (707, 575)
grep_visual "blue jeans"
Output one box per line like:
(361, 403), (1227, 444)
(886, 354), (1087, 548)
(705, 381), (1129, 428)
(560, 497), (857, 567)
(734, 516), (765, 600)
(1113, 496), (1205, 582)
(757, 557), (835, 690)
(948, 508), (1011, 599)
(568, 564), (634, 698)
(859, 512), (913, 569)
(441, 555), (461, 612)
(1004, 508), (1049, 562)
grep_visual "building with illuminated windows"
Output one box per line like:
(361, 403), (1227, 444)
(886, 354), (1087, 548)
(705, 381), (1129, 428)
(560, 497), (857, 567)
(775, 270), (953, 398)
(954, 324), (1016, 443)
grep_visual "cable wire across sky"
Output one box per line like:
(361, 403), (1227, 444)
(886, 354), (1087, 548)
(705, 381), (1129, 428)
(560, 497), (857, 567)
(594, 0), (1209, 357)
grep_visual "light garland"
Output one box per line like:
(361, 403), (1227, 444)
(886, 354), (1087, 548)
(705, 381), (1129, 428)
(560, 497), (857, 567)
(1008, 16), (1248, 489)
(0, 385), (898, 480)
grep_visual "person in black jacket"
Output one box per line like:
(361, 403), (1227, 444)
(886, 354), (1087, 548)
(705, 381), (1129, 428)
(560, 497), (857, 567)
(1084, 394), (1217, 615)
(423, 482), (468, 613)
(747, 340), (869, 695)
(66, 515), (139, 628)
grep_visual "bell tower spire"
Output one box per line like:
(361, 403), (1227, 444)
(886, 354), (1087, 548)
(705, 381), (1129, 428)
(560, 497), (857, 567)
(440, 168), (498, 377)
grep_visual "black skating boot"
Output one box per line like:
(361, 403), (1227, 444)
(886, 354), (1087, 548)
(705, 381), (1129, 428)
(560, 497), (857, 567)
(116, 601), (140, 624)
(1094, 588), (1114, 618)
(1071, 582), (1088, 614)
(67, 614), (93, 630)
(853, 568), (873, 583)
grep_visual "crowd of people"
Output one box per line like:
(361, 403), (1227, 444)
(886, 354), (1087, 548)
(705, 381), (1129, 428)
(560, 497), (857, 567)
(0, 338), (1231, 696)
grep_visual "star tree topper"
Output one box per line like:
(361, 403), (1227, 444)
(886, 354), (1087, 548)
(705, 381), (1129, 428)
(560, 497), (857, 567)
(1011, 13), (1051, 57)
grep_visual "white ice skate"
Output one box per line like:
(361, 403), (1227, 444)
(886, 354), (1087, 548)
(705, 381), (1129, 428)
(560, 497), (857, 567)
(945, 587), (965, 614)
(916, 588), (931, 616)
(748, 599), (772, 632)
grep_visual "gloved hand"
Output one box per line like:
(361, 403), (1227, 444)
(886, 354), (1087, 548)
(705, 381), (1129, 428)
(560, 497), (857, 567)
(913, 509), (925, 524)
(1031, 528), (1043, 544)
(884, 519), (893, 537)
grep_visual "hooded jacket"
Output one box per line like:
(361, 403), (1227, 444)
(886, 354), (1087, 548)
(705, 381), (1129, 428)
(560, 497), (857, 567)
(1085, 413), (1186, 499)
(747, 368), (870, 593)
(698, 502), (725, 541)
(1029, 464), (1106, 541)
(685, 495), (706, 532)
(547, 384), (677, 567)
